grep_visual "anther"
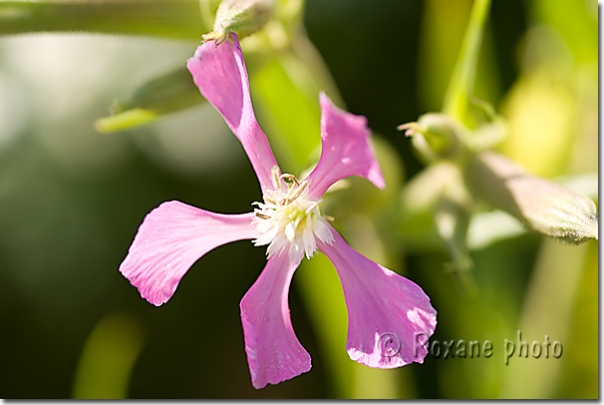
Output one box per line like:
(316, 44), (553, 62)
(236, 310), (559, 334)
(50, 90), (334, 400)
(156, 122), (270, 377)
(255, 211), (271, 220)
(281, 173), (300, 187)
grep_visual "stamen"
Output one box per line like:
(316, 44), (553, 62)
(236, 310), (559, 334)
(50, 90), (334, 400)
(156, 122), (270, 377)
(270, 166), (281, 190)
(255, 211), (271, 220)
(280, 173), (300, 187)
(287, 180), (309, 204)
(264, 195), (277, 205)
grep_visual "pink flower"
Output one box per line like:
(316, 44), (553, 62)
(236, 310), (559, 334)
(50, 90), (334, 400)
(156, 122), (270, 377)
(119, 34), (437, 389)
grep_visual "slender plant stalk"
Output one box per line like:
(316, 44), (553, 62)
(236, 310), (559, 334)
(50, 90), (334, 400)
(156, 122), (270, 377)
(0, 0), (207, 40)
(442, 0), (491, 122)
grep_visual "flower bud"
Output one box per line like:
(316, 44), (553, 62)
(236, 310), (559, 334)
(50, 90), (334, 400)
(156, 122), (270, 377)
(398, 113), (467, 163)
(202, 0), (275, 45)
(465, 151), (598, 244)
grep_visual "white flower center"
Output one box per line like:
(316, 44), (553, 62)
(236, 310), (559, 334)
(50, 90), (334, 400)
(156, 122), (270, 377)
(252, 167), (334, 264)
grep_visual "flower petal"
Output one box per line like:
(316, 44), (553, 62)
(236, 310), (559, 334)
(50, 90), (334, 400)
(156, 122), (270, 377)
(318, 226), (437, 368)
(307, 93), (385, 199)
(120, 201), (256, 306)
(186, 34), (279, 191)
(240, 253), (311, 389)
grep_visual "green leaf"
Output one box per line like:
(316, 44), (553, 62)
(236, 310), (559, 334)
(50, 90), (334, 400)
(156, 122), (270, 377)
(95, 66), (206, 133)
(95, 109), (158, 133)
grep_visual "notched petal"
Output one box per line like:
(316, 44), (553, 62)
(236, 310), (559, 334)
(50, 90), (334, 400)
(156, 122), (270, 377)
(119, 201), (256, 306)
(307, 93), (385, 199)
(318, 226), (437, 368)
(240, 254), (311, 389)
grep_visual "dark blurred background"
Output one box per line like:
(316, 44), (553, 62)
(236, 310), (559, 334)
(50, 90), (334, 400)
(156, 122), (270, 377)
(0, 0), (597, 398)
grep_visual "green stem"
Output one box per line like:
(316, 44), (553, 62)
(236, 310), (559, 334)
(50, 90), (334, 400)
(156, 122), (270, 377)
(0, 0), (207, 40)
(442, 0), (491, 122)
(72, 312), (144, 399)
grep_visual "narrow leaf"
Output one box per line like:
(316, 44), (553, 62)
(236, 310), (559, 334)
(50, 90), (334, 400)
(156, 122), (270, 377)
(95, 66), (206, 133)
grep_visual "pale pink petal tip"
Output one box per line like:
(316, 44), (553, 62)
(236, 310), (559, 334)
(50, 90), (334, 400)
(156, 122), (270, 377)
(240, 254), (312, 389)
(186, 34), (279, 191)
(307, 93), (385, 199)
(119, 201), (256, 306)
(319, 227), (437, 368)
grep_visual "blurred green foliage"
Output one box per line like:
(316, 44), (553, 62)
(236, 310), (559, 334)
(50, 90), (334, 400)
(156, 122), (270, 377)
(0, 0), (597, 399)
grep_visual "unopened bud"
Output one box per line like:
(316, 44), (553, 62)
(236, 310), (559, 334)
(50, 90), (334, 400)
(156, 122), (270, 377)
(398, 113), (467, 163)
(202, 0), (275, 45)
(465, 151), (598, 244)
